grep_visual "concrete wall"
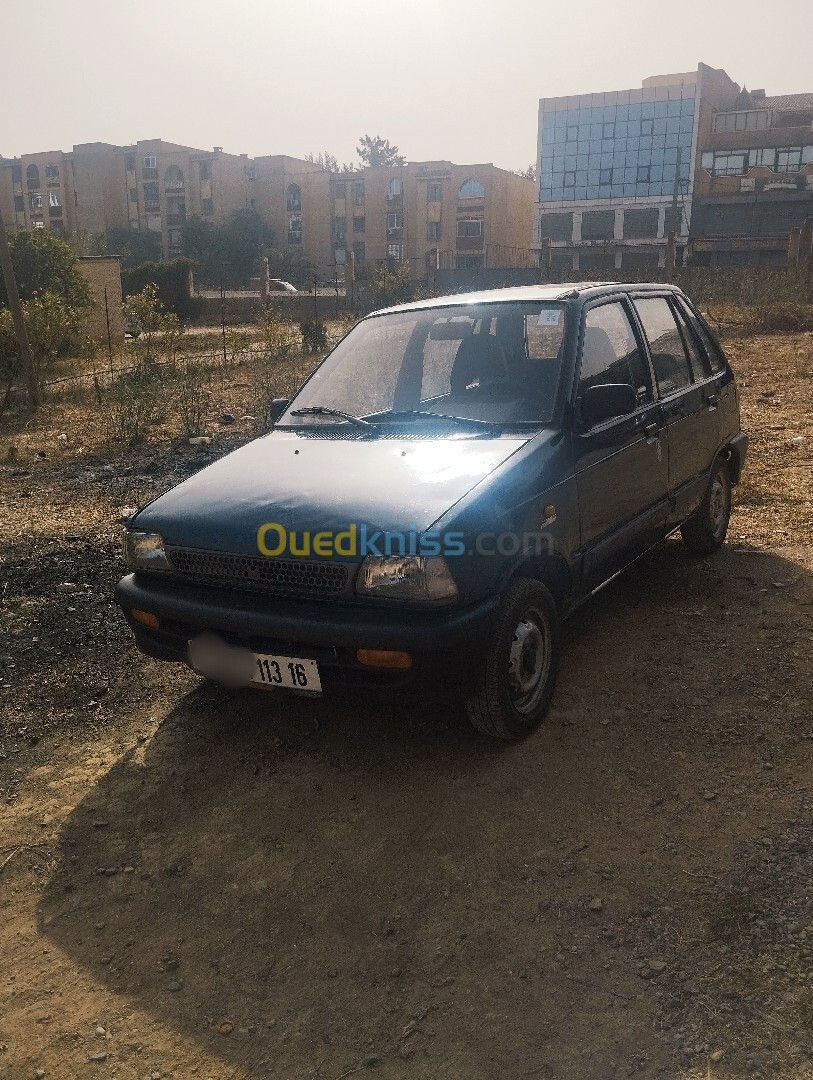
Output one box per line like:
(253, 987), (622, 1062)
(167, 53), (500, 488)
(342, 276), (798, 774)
(78, 256), (124, 345)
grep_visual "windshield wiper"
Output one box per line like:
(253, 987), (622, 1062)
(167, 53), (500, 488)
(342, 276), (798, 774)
(288, 406), (376, 431)
(371, 410), (499, 431)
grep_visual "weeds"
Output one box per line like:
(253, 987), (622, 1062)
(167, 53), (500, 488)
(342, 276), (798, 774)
(175, 364), (208, 438)
(108, 366), (162, 445)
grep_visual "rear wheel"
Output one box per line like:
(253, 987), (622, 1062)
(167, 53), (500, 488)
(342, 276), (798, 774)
(680, 459), (732, 555)
(465, 578), (559, 741)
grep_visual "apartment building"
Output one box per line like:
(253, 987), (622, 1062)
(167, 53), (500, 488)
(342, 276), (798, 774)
(2, 140), (534, 279)
(0, 148), (79, 234)
(690, 89), (813, 265)
(262, 160), (535, 280)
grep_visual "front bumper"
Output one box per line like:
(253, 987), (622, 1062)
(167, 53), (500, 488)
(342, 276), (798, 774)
(115, 574), (499, 693)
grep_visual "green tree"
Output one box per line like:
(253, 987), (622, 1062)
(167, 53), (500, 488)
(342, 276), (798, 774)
(182, 209), (275, 285)
(104, 226), (163, 269)
(0, 229), (91, 309)
(356, 135), (405, 168)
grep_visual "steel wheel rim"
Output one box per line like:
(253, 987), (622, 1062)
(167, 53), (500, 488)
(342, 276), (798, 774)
(709, 475), (728, 538)
(508, 606), (551, 715)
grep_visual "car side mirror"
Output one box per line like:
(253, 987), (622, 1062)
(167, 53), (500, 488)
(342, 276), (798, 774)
(271, 398), (290, 423)
(580, 383), (637, 428)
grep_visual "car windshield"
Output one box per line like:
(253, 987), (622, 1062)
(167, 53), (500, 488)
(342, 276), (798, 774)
(279, 301), (568, 429)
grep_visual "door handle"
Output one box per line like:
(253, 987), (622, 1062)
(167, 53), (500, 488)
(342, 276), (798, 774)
(706, 393), (719, 408)
(643, 422), (659, 439)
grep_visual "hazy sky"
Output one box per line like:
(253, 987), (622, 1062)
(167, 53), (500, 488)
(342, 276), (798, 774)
(4, 0), (812, 170)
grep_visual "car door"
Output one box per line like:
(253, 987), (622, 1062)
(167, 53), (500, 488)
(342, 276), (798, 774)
(631, 294), (720, 523)
(573, 297), (669, 592)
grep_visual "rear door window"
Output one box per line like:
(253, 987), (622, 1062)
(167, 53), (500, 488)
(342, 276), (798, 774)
(669, 298), (710, 382)
(633, 297), (692, 397)
(676, 299), (726, 375)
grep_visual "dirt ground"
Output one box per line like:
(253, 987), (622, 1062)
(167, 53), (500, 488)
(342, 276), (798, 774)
(0, 327), (812, 1080)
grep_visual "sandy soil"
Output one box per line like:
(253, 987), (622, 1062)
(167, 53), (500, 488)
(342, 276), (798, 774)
(0, 329), (811, 1080)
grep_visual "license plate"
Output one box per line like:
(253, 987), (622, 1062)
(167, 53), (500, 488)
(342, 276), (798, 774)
(251, 652), (322, 692)
(188, 635), (322, 693)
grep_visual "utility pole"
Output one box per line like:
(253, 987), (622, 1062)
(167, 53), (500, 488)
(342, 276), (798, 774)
(667, 144), (683, 276)
(0, 207), (41, 408)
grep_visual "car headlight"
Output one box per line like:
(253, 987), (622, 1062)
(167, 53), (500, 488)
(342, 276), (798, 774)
(124, 530), (171, 572)
(356, 555), (458, 601)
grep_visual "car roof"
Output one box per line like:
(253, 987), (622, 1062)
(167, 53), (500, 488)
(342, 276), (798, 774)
(371, 281), (683, 317)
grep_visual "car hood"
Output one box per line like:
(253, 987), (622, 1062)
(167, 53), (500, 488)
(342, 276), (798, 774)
(134, 429), (532, 556)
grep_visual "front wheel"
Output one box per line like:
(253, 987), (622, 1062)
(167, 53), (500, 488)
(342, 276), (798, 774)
(465, 578), (560, 740)
(680, 459), (732, 555)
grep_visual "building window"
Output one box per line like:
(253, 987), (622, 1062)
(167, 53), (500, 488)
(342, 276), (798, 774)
(143, 181), (159, 200)
(245, 165), (256, 180)
(353, 180), (364, 205)
(143, 155), (157, 169)
(387, 211), (402, 230)
(286, 183), (301, 212)
(14, 195), (23, 212)
(334, 216), (346, 241)
(566, 126), (578, 142)
(636, 165), (651, 183)
(128, 187), (138, 203)
(202, 198), (213, 215)
(428, 181), (442, 201)
(165, 165), (184, 189)
(388, 177), (403, 197)
(563, 172), (576, 187)
(454, 255), (483, 270)
(48, 191), (60, 207)
(26, 164), (40, 188)
(288, 214), (303, 244)
(387, 243), (403, 261)
(333, 181), (346, 199)
(125, 154), (136, 171)
(713, 109), (770, 133)
(12, 161), (21, 183)
(456, 217), (483, 238)
(640, 119), (654, 136)
(199, 161), (211, 181)
(45, 163), (59, 181)
(599, 168), (613, 186)
(701, 151), (748, 176)
(458, 179), (485, 199)
(353, 216), (365, 232)
(427, 221), (441, 241)
(30, 192), (42, 211)
(776, 147), (804, 172)
(352, 242), (365, 261)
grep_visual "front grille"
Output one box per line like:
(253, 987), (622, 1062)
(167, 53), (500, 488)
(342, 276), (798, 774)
(166, 546), (349, 598)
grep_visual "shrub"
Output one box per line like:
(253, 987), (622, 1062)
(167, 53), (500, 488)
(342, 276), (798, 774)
(108, 367), (162, 445)
(123, 283), (186, 367)
(257, 311), (299, 362)
(121, 259), (202, 321)
(300, 317), (327, 354)
(175, 364), (208, 438)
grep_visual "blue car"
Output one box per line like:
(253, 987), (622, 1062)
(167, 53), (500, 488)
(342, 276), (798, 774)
(117, 283), (747, 740)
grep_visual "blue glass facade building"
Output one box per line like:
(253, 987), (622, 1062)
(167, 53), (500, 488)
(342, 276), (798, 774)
(538, 89), (696, 205)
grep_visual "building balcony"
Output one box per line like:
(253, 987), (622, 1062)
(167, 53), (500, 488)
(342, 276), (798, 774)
(143, 200), (160, 213)
(165, 180), (185, 191)
(166, 213), (186, 227)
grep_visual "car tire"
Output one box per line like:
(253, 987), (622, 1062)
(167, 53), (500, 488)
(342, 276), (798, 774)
(680, 458), (732, 555)
(465, 578), (559, 741)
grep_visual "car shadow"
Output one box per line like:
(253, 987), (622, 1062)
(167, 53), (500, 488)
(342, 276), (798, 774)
(38, 542), (812, 1079)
